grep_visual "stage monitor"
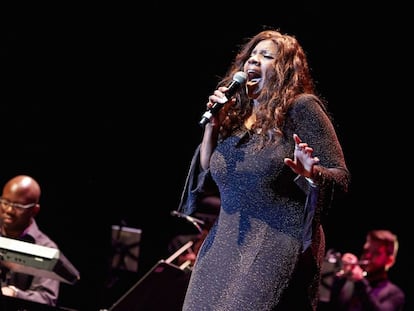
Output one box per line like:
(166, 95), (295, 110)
(0, 236), (80, 285)
(109, 260), (190, 311)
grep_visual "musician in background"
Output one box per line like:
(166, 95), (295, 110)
(323, 229), (405, 311)
(0, 175), (60, 306)
(168, 195), (220, 268)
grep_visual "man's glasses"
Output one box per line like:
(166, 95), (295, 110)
(0, 197), (36, 210)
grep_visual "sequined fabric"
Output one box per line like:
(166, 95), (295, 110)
(180, 95), (350, 311)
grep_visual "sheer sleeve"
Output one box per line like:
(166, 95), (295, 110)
(176, 144), (219, 216)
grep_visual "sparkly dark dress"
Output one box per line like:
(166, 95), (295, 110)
(178, 94), (350, 311)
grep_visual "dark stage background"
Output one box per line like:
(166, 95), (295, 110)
(1, 3), (410, 310)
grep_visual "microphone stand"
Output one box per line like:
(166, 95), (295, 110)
(170, 210), (204, 234)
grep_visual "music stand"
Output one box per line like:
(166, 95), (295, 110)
(110, 225), (142, 272)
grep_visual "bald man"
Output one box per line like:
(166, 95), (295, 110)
(0, 175), (60, 306)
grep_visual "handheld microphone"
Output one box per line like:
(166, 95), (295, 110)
(199, 71), (247, 127)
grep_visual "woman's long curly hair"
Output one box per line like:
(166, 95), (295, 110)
(217, 29), (323, 146)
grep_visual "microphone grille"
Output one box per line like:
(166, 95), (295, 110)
(233, 71), (247, 84)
